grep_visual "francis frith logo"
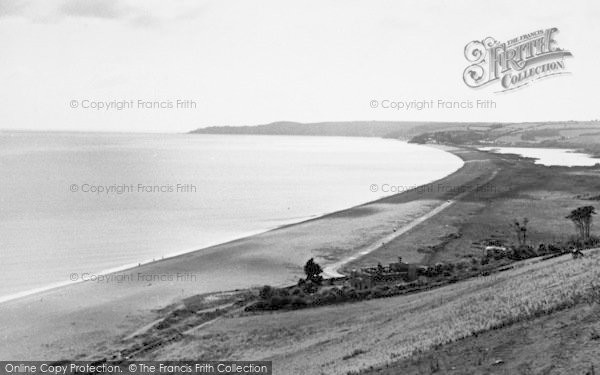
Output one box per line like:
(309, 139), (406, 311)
(463, 28), (572, 92)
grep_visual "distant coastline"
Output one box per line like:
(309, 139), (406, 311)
(190, 120), (600, 157)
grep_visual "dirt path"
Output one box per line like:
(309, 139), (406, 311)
(323, 169), (499, 277)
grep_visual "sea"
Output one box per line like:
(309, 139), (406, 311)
(0, 132), (464, 302)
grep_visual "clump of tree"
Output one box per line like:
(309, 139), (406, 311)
(511, 218), (536, 258)
(253, 285), (309, 311)
(304, 258), (323, 285)
(566, 206), (597, 245)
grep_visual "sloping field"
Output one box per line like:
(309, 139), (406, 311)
(148, 250), (600, 375)
(361, 301), (600, 374)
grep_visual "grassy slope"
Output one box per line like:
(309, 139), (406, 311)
(147, 250), (600, 375)
(412, 121), (600, 157)
(362, 303), (600, 375)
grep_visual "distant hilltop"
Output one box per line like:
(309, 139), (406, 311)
(189, 121), (496, 140)
(189, 120), (600, 157)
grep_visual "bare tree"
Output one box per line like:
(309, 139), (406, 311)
(513, 218), (529, 246)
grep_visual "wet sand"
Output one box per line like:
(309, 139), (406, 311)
(0, 145), (497, 360)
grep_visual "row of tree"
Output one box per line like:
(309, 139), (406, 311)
(514, 206), (596, 249)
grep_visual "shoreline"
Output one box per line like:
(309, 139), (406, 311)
(0, 144), (493, 360)
(323, 167), (499, 278)
(0, 141), (463, 306)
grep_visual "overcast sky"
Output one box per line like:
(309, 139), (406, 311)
(1, 0), (599, 133)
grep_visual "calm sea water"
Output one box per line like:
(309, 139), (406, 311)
(0, 132), (463, 301)
(480, 147), (600, 166)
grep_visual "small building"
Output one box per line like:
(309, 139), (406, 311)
(348, 270), (373, 291)
(388, 257), (418, 281)
(347, 257), (418, 290)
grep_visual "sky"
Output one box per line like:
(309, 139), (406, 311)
(0, 0), (599, 133)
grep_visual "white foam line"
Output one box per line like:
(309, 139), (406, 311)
(0, 231), (266, 305)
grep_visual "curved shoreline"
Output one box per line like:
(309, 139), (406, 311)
(0, 141), (463, 305)
(0, 144), (492, 360)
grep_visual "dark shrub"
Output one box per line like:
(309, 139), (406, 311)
(417, 266), (429, 276)
(344, 287), (358, 300)
(268, 295), (291, 309)
(290, 296), (308, 308)
(302, 280), (320, 294)
(313, 290), (336, 306)
(456, 261), (469, 271)
(330, 287), (345, 300)
(493, 252), (505, 260)
(369, 286), (388, 298)
(259, 285), (274, 300)
(245, 301), (268, 311)
(358, 289), (371, 299)
(548, 244), (562, 253)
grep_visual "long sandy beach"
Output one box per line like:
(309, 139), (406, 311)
(0, 145), (499, 360)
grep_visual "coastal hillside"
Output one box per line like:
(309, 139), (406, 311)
(71, 147), (600, 375)
(190, 120), (600, 156)
(140, 249), (600, 375)
(408, 121), (600, 157)
(189, 121), (495, 140)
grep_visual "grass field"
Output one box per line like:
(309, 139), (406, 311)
(410, 121), (600, 157)
(142, 250), (600, 375)
(345, 148), (600, 271)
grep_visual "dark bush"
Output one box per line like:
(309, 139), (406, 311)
(344, 287), (358, 300)
(548, 244), (563, 253)
(245, 301), (268, 311)
(369, 286), (389, 298)
(302, 280), (320, 294)
(268, 295), (291, 309)
(290, 296), (309, 308)
(259, 285), (274, 300)
(313, 290), (336, 305)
